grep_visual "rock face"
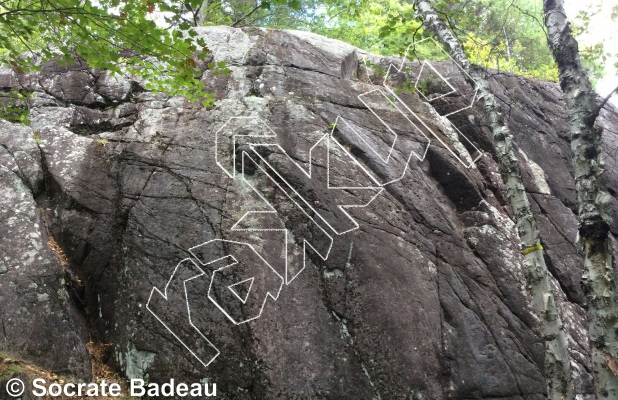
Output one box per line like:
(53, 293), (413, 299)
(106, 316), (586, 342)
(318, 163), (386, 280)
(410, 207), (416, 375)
(1, 26), (617, 399)
(0, 119), (92, 381)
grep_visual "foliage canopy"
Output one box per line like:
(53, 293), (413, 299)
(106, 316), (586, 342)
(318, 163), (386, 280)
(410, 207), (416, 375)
(0, 0), (218, 122)
(0, 0), (612, 123)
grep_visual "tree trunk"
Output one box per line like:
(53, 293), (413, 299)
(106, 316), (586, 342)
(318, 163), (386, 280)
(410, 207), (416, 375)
(412, 1), (574, 399)
(544, 0), (618, 397)
(196, 0), (212, 26)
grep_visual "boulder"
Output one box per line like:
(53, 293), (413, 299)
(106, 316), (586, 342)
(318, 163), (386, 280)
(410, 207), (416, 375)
(1, 26), (617, 399)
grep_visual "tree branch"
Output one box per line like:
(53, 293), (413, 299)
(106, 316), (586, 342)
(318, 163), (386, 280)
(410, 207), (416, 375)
(232, 3), (263, 28)
(591, 85), (618, 120)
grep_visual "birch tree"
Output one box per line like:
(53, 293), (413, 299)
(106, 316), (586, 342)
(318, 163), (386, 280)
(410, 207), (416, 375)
(412, 1), (574, 398)
(544, 0), (618, 397)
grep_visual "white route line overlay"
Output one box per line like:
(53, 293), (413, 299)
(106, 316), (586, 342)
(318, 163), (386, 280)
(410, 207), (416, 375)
(231, 150), (335, 284)
(228, 277), (254, 304)
(146, 257), (221, 369)
(359, 37), (483, 169)
(383, 38), (479, 115)
(148, 38), (486, 369)
(201, 239), (284, 325)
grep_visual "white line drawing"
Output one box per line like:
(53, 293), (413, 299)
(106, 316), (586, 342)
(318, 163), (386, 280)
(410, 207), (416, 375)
(358, 88), (432, 163)
(355, 88), (431, 165)
(225, 130), (336, 284)
(249, 139), (384, 235)
(148, 38), (486, 370)
(328, 115), (420, 186)
(215, 116), (278, 180)
(383, 38), (479, 117)
(228, 277), (254, 304)
(197, 239), (284, 325)
(147, 237), (285, 367)
(146, 258), (221, 368)
(355, 37), (483, 170)
(147, 141), (338, 366)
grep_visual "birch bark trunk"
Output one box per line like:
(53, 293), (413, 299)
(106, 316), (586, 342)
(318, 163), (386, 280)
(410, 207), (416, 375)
(544, 0), (618, 397)
(196, 0), (211, 26)
(412, 1), (574, 398)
